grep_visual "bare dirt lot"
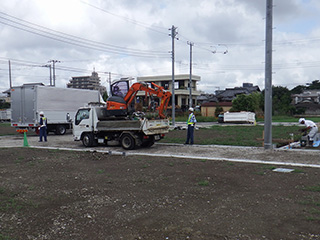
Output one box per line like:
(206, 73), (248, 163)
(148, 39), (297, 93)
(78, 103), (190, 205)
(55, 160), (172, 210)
(1, 127), (320, 240)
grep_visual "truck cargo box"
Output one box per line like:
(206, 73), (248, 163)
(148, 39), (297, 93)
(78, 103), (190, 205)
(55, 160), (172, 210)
(222, 111), (256, 124)
(0, 109), (11, 121)
(11, 83), (103, 134)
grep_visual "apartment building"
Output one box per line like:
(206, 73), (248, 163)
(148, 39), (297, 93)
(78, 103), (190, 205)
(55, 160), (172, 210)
(67, 71), (106, 95)
(136, 74), (201, 110)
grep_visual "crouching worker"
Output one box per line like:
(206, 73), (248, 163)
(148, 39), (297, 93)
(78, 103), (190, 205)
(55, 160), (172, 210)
(298, 118), (318, 142)
(39, 111), (48, 142)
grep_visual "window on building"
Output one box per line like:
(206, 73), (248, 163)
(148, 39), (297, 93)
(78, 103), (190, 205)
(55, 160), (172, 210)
(178, 80), (185, 89)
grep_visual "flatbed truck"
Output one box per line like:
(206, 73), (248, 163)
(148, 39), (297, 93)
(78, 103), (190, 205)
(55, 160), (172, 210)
(73, 104), (170, 149)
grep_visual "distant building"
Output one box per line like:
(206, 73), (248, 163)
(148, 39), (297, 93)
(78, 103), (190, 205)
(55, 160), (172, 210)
(137, 74), (201, 110)
(201, 102), (233, 117)
(215, 83), (260, 102)
(291, 89), (320, 104)
(67, 71), (106, 95)
(198, 83), (260, 117)
(291, 89), (320, 115)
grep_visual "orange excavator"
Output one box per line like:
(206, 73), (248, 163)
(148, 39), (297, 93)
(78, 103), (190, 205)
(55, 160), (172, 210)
(106, 80), (171, 119)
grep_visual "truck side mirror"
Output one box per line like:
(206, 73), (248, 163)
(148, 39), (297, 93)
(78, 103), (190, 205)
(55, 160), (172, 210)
(66, 113), (71, 122)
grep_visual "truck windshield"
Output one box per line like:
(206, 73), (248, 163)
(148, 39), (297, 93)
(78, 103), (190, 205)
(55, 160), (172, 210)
(75, 109), (90, 125)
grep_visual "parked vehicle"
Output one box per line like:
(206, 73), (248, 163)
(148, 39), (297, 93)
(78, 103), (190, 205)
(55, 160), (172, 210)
(11, 83), (103, 135)
(73, 80), (172, 149)
(0, 109), (11, 122)
(218, 111), (256, 124)
(73, 104), (170, 149)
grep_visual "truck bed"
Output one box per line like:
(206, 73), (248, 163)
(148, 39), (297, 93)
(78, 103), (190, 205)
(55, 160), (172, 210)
(97, 120), (142, 131)
(96, 118), (170, 135)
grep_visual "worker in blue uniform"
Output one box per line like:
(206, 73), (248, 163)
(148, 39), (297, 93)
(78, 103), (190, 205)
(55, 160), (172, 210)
(185, 107), (197, 145)
(39, 111), (47, 142)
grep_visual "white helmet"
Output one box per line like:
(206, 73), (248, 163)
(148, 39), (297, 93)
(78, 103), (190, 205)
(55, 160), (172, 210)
(299, 118), (305, 124)
(39, 111), (44, 115)
(188, 107), (194, 112)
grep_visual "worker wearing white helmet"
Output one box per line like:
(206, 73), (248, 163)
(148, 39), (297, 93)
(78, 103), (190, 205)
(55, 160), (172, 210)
(39, 111), (48, 142)
(185, 107), (197, 145)
(299, 118), (318, 141)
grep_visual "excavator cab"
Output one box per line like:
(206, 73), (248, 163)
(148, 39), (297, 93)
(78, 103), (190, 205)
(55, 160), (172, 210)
(106, 80), (130, 118)
(111, 80), (129, 98)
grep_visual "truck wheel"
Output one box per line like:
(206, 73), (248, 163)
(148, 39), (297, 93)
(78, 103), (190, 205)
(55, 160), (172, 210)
(120, 134), (136, 150)
(82, 133), (94, 147)
(56, 125), (66, 135)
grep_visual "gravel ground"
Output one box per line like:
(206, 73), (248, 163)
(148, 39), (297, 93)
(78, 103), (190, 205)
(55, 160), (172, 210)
(1, 127), (320, 240)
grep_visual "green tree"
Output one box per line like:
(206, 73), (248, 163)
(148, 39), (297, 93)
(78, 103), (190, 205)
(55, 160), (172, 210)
(307, 80), (320, 90)
(261, 86), (294, 115)
(272, 86), (292, 115)
(231, 92), (263, 113)
(102, 92), (108, 102)
(214, 105), (223, 117)
(290, 85), (306, 94)
(0, 100), (10, 109)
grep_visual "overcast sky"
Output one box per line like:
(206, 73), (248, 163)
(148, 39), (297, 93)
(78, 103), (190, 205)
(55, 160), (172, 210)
(1, 0), (320, 94)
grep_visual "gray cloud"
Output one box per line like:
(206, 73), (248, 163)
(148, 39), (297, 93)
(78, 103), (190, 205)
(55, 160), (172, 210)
(1, 0), (320, 94)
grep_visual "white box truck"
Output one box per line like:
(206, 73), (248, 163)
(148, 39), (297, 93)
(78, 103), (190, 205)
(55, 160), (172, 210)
(220, 111), (256, 124)
(11, 83), (103, 135)
(0, 109), (11, 121)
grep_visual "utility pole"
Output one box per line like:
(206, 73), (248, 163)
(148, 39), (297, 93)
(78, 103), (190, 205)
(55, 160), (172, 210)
(169, 25), (178, 127)
(8, 60), (12, 88)
(43, 64), (52, 86)
(48, 60), (60, 87)
(109, 72), (112, 95)
(187, 41), (194, 108)
(264, 0), (273, 149)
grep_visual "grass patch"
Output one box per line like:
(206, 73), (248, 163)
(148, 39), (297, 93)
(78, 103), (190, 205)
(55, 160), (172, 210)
(304, 184), (320, 192)
(269, 115), (320, 123)
(164, 125), (301, 147)
(142, 164), (149, 169)
(306, 216), (320, 221)
(198, 180), (209, 186)
(0, 233), (15, 240)
(0, 197), (24, 212)
(262, 165), (277, 170)
(255, 171), (266, 176)
(299, 199), (320, 206)
(174, 115), (320, 123)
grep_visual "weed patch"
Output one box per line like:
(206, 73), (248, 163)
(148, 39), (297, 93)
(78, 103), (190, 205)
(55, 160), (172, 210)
(304, 184), (320, 192)
(198, 180), (209, 186)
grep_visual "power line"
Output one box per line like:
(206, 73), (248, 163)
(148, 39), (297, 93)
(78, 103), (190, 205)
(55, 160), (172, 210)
(79, 0), (168, 35)
(0, 12), (169, 58)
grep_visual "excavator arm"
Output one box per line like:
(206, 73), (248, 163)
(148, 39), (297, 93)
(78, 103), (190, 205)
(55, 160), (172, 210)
(106, 81), (171, 119)
(124, 82), (171, 119)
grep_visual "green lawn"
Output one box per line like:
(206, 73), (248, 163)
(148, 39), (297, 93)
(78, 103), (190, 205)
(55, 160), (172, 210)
(174, 115), (320, 124)
(163, 125), (302, 147)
